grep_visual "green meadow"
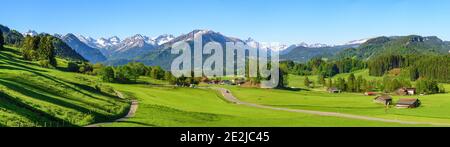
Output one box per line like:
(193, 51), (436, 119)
(2, 45), (449, 127)
(100, 83), (421, 127)
(0, 46), (129, 127)
(222, 76), (450, 124)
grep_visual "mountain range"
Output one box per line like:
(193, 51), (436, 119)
(76, 34), (175, 60)
(3, 23), (449, 68)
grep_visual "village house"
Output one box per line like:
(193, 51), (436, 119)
(373, 95), (393, 105)
(396, 98), (421, 108)
(327, 87), (341, 93)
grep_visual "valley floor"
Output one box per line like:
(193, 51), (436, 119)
(98, 83), (435, 127)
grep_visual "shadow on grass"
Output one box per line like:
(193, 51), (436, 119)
(278, 87), (310, 92)
(0, 79), (116, 123)
(115, 121), (159, 127)
(65, 81), (121, 100)
(0, 57), (48, 73)
(0, 91), (75, 127)
(269, 104), (381, 110)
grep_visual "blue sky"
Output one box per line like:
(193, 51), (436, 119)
(1, 0), (450, 44)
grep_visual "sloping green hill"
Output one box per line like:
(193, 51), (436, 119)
(337, 35), (450, 59)
(0, 46), (129, 127)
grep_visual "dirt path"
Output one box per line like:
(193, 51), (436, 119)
(214, 87), (450, 126)
(85, 90), (138, 127)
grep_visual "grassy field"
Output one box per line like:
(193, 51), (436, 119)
(101, 83), (423, 127)
(1, 45), (447, 127)
(0, 46), (129, 127)
(224, 84), (450, 124)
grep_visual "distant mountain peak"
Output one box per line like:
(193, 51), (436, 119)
(60, 33), (107, 63)
(23, 30), (38, 36)
(154, 34), (175, 45)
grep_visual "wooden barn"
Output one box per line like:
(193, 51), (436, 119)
(396, 98), (421, 108)
(373, 95), (393, 105)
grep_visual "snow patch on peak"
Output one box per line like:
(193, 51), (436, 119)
(23, 30), (38, 36)
(154, 34), (175, 45)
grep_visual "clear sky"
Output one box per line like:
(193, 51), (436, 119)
(1, 0), (450, 44)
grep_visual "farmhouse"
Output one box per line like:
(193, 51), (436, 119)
(396, 98), (421, 108)
(373, 95), (393, 105)
(327, 87), (341, 93)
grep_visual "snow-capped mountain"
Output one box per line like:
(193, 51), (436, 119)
(244, 38), (289, 52)
(22, 30), (38, 36)
(71, 29), (374, 65)
(115, 34), (154, 52)
(76, 34), (176, 58)
(153, 34), (175, 45)
(77, 35), (99, 48)
(61, 33), (107, 63)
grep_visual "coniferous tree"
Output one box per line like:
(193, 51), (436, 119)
(304, 76), (311, 88)
(0, 29), (4, 49)
(337, 78), (346, 91)
(356, 75), (363, 92)
(327, 78), (333, 88)
(347, 73), (356, 92)
(38, 36), (57, 67)
(317, 74), (325, 86)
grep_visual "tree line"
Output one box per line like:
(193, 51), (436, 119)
(282, 57), (366, 78)
(304, 73), (444, 94)
(22, 35), (57, 67)
(368, 54), (449, 82)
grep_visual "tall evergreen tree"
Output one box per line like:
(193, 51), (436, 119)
(304, 76), (311, 88)
(317, 74), (325, 86)
(0, 29), (4, 49)
(356, 75), (363, 92)
(347, 73), (356, 92)
(327, 78), (333, 88)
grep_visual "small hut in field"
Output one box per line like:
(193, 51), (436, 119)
(373, 95), (393, 105)
(396, 98), (421, 108)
